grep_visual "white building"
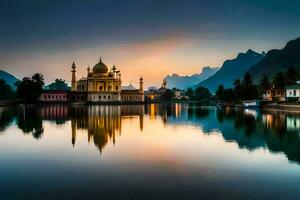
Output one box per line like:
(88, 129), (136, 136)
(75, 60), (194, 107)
(286, 85), (300, 101)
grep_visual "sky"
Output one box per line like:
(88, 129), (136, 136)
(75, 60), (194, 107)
(1, 0), (300, 88)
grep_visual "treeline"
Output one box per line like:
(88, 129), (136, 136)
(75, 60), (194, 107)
(216, 66), (300, 103)
(0, 73), (69, 103)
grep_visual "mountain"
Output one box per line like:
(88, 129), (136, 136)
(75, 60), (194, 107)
(248, 37), (300, 82)
(164, 66), (220, 89)
(196, 49), (265, 93)
(0, 70), (19, 90)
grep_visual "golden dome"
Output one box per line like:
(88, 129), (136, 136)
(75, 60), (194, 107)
(93, 57), (108, 74)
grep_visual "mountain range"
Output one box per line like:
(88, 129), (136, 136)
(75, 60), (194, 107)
(164, 66), (220, 89)
(196, 49), (265, 92)
(0, 70), (19, 90)
(248, 37), (300, 82)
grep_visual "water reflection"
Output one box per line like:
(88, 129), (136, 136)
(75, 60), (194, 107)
(1, 104), (300, 164)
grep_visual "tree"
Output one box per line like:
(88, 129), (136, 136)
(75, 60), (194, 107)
(32, 73), (44, 90)
(0, 79), (14, 100)
(240, 73), (258, 100)
(194, 86), (211, 101)
(160, 89), (174, 101)
(216, 85), (224, 100)
(285, 66), (299, 85)
(185, 88), (194, 99)
(259, 75), (270, 92)
(17, 74), (45, 103)
(273, 72), (286, 89)
(243, 72), (252, 87)
(233, 79), (242, 100)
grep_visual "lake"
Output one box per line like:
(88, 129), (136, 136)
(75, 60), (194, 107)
(0, 104), (300, 199)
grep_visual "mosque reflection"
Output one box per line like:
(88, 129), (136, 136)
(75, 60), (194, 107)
(41, 105), (144, 153)
(1, 104), (300, 163)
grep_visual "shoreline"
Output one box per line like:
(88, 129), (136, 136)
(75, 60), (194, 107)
(0, 100), (214, 107)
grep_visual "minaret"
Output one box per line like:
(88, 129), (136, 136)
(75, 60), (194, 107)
(87, 66), (90, 76)
(71, 62), (77, 91)
(139, 76), (144, 92)
(162, 78), (167, 89)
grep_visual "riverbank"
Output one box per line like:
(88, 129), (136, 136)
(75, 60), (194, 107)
(262, 102), (300, 111)
(0, 100), (214, 107)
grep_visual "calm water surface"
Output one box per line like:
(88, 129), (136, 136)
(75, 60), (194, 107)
(0, 104), (300, 199)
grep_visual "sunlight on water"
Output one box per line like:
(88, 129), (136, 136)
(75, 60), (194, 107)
(0, 104), (300, 199)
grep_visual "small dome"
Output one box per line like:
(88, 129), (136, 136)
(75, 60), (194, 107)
(93, 57), (108, 74)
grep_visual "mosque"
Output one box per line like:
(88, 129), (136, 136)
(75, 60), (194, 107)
(70, 57), (144, 103)
(40, 57), (144, 103)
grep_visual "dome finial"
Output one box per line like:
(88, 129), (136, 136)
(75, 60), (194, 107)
(99, 56), (102, 62)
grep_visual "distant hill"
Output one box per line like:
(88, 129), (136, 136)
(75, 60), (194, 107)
(164, 66), (220, 89)
(248, 37), (300, 82)
(44, 79), (70, 91)
(0, 70), (19, 90)
(196, 49), (265, 93)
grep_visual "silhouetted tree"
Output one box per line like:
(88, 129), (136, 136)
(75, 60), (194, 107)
(259, 75), (271, 93)
(285, 66), (299, 85)
(17, 73), (45, 103)
(233, 79), (242, 100)
(216, 85), (225, 100)
(160, 89), (175, 101)
(185, 88), (194, 100)
(273, 72), (286, 89)
(194, 86), (211, 101)
(243, 72), (253, 87)
(241, 73), (258, 100)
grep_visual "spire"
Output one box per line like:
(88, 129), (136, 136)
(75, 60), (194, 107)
(112, 64), (117, 71)
(72, 61), (76, 68)
(87, 66), (90, 76)
(139, 76), (144, 91)
(71, 61), (77, 91)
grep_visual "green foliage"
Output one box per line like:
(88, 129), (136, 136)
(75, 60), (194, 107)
(17, 73), (45, 103)
(0, 79), (14, 100)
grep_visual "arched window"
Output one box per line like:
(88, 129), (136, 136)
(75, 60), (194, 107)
(104, 95), (106, 99)
(108, 96), (111, 99)
(99, 86), (103, 91)
(116, 86), (118, 91)
(294, 90), (296, 96)
(99, 96), (101, 99)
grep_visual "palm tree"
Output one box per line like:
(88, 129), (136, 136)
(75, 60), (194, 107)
(243, 73), (252, 87)
(273, 72), (286, 89)
(31, 73), (45, 90)
(259, 75), (270, 92)
(32, 73), (45, 89)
